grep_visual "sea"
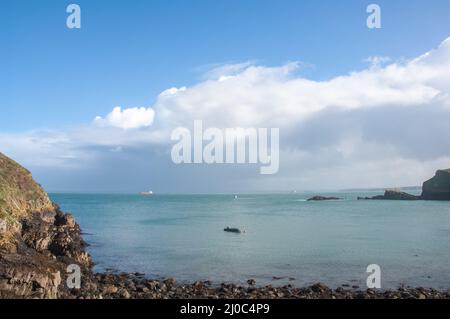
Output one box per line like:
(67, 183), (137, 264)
(50, 192), (450, 290)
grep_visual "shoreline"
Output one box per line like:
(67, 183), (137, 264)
(93, 266), (449, 292)
(68, 271), (450, 299)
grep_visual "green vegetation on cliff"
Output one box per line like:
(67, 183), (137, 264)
(0, 152), (54, 247)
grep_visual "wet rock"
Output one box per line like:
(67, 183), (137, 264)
(224, 227), (241, 233)
(310, 283), (330, 294)
(164, 278), (176, 287)
(272, 276), (284, 280)
(247, 279), (256, 286)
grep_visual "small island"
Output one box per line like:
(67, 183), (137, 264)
(307, 196), (341, 201)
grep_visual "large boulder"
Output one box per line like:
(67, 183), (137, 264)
(421, 169), (450, 200)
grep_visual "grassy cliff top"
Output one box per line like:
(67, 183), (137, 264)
(0, 152), (54, 224)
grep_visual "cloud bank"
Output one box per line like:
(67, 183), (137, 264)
(1, 37), (450, 192)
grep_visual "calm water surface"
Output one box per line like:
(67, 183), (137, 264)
(50, 192), (450, 289)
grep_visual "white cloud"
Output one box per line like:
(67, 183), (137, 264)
(1, 37), (450, 191)
(160, 86), (187, 97)
(364, 56), (392, 68)
(201, 61), (255, 80)
(151, 38), (450, 130)
(94, 106), (155, 129)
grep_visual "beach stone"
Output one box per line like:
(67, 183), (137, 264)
(164, 278), (176, 286)
(311, 283), (330, 293)
(119, 289), (131, 299)
(102, 285), (118, 294)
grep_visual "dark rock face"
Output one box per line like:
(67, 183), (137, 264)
(421, 169), (450, 200)
(358, 190), (420, 201)
(307, 196), (341, 201)
(0, 253), (62, 298)
(0, 205), (93, 298)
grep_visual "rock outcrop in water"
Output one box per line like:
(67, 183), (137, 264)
(421, 169), (450, 200)
(1, 152), (449, 299)
(357, 190), (421, 201)
(224, 227), (241, 233)
(307, 196), (341, 201)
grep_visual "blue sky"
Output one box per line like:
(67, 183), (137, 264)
(2, 0), (450, 131)
(1, 1), (450, 193)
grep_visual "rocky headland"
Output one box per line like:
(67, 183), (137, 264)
(422, 169), (450, 200)
(357, 189), (421, 201)
(356, 170), (450, 201)
(1, 152), (449, 299)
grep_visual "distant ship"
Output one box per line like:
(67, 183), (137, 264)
(140, 190), (153, 196)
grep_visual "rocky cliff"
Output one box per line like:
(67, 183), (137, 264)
(0, 152), (92, 298)
(0, 153), (54, 250)
(422, 169), (450, 200)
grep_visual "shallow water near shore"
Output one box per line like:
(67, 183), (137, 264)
(50, 192), (450, 290)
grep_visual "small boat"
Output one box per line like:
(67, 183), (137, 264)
(224, 227), (241, 234)
(140, 190), (153, 196)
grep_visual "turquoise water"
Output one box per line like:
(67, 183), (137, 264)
(50, 192), (450, 289)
